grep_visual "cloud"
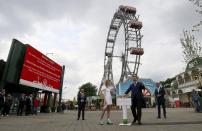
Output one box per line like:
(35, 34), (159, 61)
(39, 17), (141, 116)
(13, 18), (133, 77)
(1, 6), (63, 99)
(0, 0), (201, 99)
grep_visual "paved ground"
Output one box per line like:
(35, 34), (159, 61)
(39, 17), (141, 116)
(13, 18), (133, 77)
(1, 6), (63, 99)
(0, 108), (202, 131)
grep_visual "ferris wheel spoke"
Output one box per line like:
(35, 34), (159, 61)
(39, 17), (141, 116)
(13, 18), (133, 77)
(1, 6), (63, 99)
(99, 5), (144, 94)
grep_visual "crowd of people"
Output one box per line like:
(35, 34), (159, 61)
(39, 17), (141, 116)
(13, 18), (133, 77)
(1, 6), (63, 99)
(0, 89), (12, 117)
(0, 90), (40, 118)
(17, 93), (40, 116)
(75, 74), (201, 125)
(77, 75), (200, 125)
(94, 75), (167, 125)
(0, 75), (201, 125)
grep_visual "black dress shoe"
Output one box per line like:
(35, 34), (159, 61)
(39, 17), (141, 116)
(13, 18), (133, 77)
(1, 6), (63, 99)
(138, 122), (142, 125)
(132, 119), (136, 124)
(157, 116), (161, 119)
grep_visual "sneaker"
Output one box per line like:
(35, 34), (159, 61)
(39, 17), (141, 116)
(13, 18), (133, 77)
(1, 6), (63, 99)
(107, 119), (113, 125)
(99, 120), (104, 125)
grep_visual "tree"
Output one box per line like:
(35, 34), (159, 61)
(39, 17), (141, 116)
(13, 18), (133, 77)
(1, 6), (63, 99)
(160, 77), (176, 88)
(73, 97), (77, 105)
(180, 1), (202, 63)
(79, 82), (97, 97)
(180, 30), (201, 63)
(189, 0), (202, 32)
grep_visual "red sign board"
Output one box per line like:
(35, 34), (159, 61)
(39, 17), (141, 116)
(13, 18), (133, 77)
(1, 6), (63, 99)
(19, 45), (62, 93)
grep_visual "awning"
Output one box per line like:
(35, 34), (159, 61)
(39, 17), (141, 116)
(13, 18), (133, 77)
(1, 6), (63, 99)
(179, 86), (197, 93)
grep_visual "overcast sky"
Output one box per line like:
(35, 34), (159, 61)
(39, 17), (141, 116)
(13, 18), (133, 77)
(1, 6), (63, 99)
(0, 0), (201, 100)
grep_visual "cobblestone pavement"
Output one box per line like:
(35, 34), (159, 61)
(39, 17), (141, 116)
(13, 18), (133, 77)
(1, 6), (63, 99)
(0, 108), (202, 131)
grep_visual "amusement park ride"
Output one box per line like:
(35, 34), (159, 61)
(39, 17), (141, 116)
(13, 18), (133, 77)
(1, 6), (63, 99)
(99, 5), (144, 125)
(100, 5), (144, 91)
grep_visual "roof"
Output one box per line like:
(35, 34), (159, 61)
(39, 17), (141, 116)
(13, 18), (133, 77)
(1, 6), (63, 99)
(140, 78), (157, 95)
(186, 57), (202, 71)
(116, 78), (157, 96)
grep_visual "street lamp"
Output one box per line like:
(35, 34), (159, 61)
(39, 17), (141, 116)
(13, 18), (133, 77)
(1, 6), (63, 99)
(45, 53), (54, 56)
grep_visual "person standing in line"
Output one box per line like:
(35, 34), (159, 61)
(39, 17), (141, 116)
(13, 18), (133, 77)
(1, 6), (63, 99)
(30, 94), (34, 115)
(2, 94), (12, 116)
(0, 89), (5, 118)
(123, 74), (145, 125)
(25, 95), (32, 115)
(99, 80), (115, 125)
(33, 97), (40, 115)
(62, 102), (66, 113)
(155, 82), (167, 119)
(192, 89), (201, 112)
(17, 93), (26, 116)
(77, 89), (86, 120)
(17, 94), (26, 116)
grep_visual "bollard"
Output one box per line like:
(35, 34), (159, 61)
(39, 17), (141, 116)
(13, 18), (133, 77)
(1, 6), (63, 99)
(117, 98), (131, 126)
(122, 105), (128, 124)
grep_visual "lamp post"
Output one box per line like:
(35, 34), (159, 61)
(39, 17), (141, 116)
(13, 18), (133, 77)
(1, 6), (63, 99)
(44, 52), (53, 112)
(46, 53), (53, 56)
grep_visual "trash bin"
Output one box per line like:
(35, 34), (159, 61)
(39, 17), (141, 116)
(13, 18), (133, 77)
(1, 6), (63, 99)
(174, 98), (180, 108)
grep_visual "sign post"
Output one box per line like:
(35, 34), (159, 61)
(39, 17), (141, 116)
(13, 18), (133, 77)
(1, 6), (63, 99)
(116, 98), (131, 126)
(59, 65), (65, 106)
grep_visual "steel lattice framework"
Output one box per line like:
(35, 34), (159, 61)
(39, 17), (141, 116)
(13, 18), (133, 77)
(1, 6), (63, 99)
(99, 5), (144, 92)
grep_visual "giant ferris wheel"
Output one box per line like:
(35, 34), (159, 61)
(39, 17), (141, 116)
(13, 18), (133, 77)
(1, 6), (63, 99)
(99, 5), (144, 92)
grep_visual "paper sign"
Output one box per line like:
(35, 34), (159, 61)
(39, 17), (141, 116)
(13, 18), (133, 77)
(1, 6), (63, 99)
(116, 98), (131, 106)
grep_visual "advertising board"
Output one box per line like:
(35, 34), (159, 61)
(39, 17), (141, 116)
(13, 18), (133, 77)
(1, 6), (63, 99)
(19, 45), (62, 93)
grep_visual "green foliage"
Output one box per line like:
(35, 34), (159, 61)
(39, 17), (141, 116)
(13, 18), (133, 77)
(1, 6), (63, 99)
(180, 30), (201, 63)
(73, 97), (77, 105)
(189, 0), (202, 31)
(160, 77), (176, 88)
(189, 0), (202, 14)
(79, 82), (97, 97)
(181, 1), (202, 64)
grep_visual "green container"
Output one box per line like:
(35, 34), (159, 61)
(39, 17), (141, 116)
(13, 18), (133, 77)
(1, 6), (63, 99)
(122, 119), (128, 124)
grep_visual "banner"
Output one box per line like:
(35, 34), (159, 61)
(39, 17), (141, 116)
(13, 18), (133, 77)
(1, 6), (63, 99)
(19, 45), (62, 93)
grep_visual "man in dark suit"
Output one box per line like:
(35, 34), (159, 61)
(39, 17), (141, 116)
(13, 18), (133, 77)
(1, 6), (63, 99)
(77, 89), (86, 120)
(155, 82), (166, 119)
(123, 74), (145, 125)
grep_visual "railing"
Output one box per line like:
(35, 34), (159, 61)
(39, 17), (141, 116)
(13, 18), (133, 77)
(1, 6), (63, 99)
(178, 79), (200, 89)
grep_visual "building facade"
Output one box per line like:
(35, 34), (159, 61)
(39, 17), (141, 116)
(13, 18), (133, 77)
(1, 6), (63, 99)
(174, 57), (202, 107)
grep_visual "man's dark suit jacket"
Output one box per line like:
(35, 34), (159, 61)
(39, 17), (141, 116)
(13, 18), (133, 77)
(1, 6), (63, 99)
(155, 87), (166, 103)
(125, 81), (145, 101)
(77, 93), (86, 107)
